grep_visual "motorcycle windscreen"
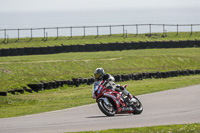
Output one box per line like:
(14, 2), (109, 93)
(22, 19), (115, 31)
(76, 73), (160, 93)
(92, 81), (100, 99)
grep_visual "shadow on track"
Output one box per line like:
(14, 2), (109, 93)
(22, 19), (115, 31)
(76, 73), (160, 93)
(86, 114), (132, 118)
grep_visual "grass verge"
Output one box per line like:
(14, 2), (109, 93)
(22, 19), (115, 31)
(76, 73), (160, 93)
(0, 48), (200, 91)
(73, 123), (200, 133)
(0, 32), (200, 48)
(0, 75), (200, 118)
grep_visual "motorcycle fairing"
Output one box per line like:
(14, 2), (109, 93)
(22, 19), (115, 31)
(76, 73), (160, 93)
(103, 92), (134, 114)
(103, 92), (120, 107)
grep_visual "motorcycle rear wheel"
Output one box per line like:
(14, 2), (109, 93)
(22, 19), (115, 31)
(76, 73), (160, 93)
(97, 99), (116, 116)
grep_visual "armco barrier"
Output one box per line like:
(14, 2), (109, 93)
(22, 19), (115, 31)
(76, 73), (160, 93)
(0, 40), (199, 57)
(1, 69), (200, 96)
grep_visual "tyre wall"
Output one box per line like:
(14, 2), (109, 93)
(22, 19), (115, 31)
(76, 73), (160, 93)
(1, 69), (200, 96)
(0, 40), (199, 57)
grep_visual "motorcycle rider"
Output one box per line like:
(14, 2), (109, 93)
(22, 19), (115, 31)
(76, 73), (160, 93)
(92, 68), (136, 103)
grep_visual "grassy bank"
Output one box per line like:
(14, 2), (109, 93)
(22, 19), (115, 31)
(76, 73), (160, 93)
(74, 123), (200, 133)
(0, 32), (200, 48)
(0, 48), (200, 91)
(0, 75), (200, 118)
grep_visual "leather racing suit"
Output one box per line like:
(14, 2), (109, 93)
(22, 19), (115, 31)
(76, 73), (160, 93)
(92, 74), (132, 100)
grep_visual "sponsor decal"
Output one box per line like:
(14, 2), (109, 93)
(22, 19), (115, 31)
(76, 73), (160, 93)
(115, 100), (119, 105)
(121, 107), (134, 112)
(104, 93), (116, 99)
(98, 86), (102, 94)
(102, 90), (106, 94)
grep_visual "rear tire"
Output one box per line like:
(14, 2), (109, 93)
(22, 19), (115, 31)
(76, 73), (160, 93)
(97, 99), (116, 116)
(132, 96), (143, 114)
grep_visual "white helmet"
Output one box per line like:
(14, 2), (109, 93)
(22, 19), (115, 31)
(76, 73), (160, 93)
(94, 68), (105, 80)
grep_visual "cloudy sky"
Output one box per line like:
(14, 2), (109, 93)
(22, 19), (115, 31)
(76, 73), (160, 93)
(0, 0), (200, 12)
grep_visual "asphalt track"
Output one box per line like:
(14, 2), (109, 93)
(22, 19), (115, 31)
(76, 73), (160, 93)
(0, 85), (200, 133)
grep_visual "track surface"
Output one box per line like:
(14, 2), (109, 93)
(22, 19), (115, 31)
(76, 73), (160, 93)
(0, 85), (200, 133)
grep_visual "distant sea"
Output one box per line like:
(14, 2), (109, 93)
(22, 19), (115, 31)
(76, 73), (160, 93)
(0, 7), (200, 38)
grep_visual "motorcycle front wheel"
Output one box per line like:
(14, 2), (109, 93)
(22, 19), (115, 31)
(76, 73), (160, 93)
(132, 96), (143, 115)
(97, 99), (116, 116)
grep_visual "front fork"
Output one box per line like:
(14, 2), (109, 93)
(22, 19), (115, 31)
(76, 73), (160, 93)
(98, 97), (112, 107)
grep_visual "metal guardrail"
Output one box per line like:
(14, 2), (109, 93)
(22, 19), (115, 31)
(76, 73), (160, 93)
(0, 24), (200, 43)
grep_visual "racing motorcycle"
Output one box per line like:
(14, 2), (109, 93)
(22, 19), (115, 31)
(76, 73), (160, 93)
(93, 80), (143, 116)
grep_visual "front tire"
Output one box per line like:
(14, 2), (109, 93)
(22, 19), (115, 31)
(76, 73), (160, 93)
(97, 99), (116, 116)
(132, 96), (143, 114)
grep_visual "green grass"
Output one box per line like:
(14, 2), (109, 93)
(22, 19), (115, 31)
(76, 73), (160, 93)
(74, 123), (200, 133)
(0, 32), (200, 119)
(0, 75), (200, 118)
(0, 48), (200, 91)
(0, 32), (200, 48)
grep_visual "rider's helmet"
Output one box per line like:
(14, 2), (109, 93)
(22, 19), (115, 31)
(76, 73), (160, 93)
(94, 68), (105, 80)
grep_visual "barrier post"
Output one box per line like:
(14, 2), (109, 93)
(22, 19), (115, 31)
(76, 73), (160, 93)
(3, 29), (6, 43)
(46, 32), (48, 41)
(163, 24), (165, 36)
(57, 27), (59, 39)
(110, 25), (112, 36)
(18, 29), (19, 40)
(97, 26), (99, 36)
(30, 28), (33, 40)
(70, 27), (72, 37)
(176, 24), (179, 35)
(149, 24), (151, 36)
(17, 29), (20, 42)
(123, 25), (125, 37)
(7, 35), (9, 43)
(43, 28), (46, 41)
(83, 26), (85, 37)
(136, 24), (138, 36)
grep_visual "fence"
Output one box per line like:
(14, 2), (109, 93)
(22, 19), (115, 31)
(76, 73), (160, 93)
(1, 24), (200, 43)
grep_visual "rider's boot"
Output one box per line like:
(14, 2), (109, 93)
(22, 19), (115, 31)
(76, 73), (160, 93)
(128, 93), (137, 103)
(122, 89), (137, 103)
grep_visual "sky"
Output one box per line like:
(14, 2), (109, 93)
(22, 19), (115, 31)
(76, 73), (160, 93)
(0, 0), (200, 12)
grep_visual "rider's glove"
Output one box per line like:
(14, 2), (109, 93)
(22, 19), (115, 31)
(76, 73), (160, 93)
(116, 85), (125, 90)
(103, 74), (109, 81)
(119, 86), (125, 90)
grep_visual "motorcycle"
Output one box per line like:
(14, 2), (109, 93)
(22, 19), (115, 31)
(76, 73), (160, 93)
(93, 80), (143, 116)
